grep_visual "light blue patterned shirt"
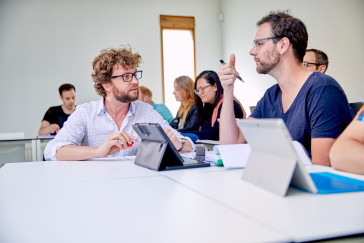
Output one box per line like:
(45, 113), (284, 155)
(44, 99), (194, 160)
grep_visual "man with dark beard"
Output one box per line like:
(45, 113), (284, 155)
(217, 11), (352, 166)
(44, 46), (194, 161)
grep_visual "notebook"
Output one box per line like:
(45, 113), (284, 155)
(132, 123), (210, 171)
(236, 118), (364, 196)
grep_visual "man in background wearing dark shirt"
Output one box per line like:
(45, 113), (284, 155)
(38, 83), (76, 136)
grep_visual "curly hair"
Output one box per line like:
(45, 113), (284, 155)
(91, 46), (142, 97)
(257, 10), (308, 62)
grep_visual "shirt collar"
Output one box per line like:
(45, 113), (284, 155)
(97, 98), (136, 116)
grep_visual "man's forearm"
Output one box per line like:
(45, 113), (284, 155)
(56, 145), (99, 161)
(219, 90), (245, 144)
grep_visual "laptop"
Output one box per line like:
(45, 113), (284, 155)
(132, 123), (210, 171)
(236, 118), (364, 196)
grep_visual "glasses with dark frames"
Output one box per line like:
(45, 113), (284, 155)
(111, 70), (142, 82)
(194, 85), (212, 95)
(302, 62), (321, 67)
(252, 36), (281, 49)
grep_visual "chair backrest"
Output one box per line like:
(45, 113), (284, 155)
(249, 106), (256, 113)
(349, 102), (364, 115)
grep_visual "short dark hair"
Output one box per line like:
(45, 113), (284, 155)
(257, 10), (308, 62)
(195, 70), (223, 125)
(59, 83), (76, 96)
(306, 48), (329, 69)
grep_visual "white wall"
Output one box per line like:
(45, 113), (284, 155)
(220, 0), (364, 115)
(1, 0), (363, 137)
(0, 0), (222, 137)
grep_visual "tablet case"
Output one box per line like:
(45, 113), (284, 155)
(133, 123), (187, 171)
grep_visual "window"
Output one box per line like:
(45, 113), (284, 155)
(160, 15), (196, 116)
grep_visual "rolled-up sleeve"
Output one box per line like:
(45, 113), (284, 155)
(44, 107), (86, 161)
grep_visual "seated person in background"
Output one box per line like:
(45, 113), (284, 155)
(44, 46), (194, 161)
(330, 105), (364, 175)
(302, 48), (329, 73)
(170, 75), (199, 132)
(138, 86), (174, 123)
(188, 70), (246, 140)
(218, 11), (352, 166)
(38, 83), (76, 136)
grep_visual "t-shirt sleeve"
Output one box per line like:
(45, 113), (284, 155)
(308, 85), (353, 138)
(250, 97), (263, 118)
(42, 107), (57, 124)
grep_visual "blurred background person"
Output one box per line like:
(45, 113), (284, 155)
(139, 86), (173, 123)
(189, 70), (246, 140)
(170, 75), (199, 132)
(302, 48), (329, 73)
(330, 105), (364, 175)
(38, 83), (76, 136)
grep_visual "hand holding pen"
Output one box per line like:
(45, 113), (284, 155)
(218, 54), (245, 88)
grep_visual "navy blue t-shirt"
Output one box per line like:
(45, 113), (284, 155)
(250, 72), (353, 156)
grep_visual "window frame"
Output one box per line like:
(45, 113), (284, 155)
(160, 15), (196, 103)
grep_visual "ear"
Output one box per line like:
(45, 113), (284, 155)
(318, 65), (327, 73)
(213, 83), (218, 92)
(102, 82), (112, 93)
(59, 95), (63, 100)
(276, 37), (290, 55)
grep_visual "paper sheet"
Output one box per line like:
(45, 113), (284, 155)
(213, 141), (312, 169)
(213, 144), (251, 169)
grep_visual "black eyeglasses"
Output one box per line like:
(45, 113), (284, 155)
(253, 36), (281, 49)
(111, 70), (142, 82)
(194, 85), (212, 95)
(302, 62), (321, 67)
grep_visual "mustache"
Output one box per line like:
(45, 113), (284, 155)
(129, 85), (139, 90)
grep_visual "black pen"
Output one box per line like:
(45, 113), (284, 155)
(220, 59), (245, 83)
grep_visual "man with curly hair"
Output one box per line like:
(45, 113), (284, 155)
(218, 11), (352, 166)
(44, 46), (194, 161)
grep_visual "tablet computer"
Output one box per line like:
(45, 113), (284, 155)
(132, 123), (210, 171)
(236, 119), (364, 196)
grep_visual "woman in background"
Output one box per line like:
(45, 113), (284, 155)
(170, 75), (199, 132)
(189, 70), (246, 140)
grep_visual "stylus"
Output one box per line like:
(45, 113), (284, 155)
(219, 59), (244, 83)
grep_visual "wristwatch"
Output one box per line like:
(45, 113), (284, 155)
(177, 140), (186, 152)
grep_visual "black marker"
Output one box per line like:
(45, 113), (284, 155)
(220, 59), (245, 83)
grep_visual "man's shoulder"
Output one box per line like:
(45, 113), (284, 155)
(133, 100), (154, 112)
(47, 105), (62, 111)
(153, 102), (168, 109)
(306, 72), (340, 88)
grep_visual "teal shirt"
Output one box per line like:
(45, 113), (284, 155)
(152, 102), (174, 123)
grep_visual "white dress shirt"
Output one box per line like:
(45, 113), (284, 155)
(44, 99), (194, 160)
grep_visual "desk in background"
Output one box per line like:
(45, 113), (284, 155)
(195, 139), (219, 151)
(0, 137), (53, 163)
(0, 159), (364, 243)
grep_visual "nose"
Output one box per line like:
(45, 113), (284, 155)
(249, 46), (257, 56)
(131, 75), (139, 84)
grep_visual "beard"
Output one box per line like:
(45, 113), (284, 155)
(112, 83), (139, 103)
(256, 48), (280, 74)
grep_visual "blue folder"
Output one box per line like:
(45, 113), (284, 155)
(309, 172), (364, 194)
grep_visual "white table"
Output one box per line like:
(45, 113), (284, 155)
(166, 166), (364, 242)
(0, 160), (363, 243)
